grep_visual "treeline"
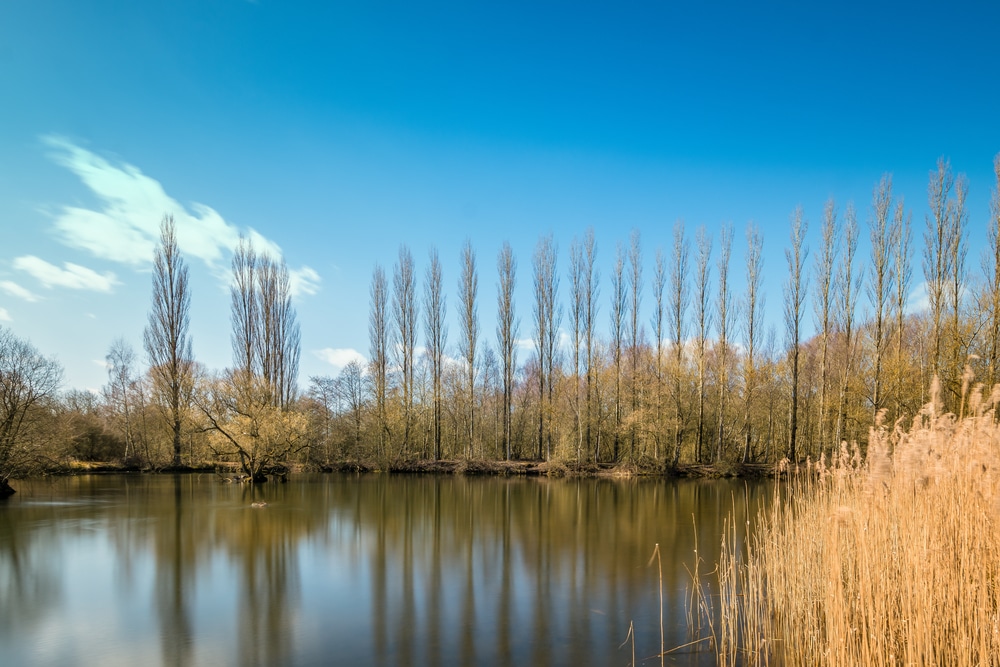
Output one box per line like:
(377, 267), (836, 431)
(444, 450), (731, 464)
(316, 157), (1000, 468)
(1, 156), (998, 489)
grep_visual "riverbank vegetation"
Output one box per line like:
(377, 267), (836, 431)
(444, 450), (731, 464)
(2, 156), (1000, 491)
(695, 378), (1000, 665)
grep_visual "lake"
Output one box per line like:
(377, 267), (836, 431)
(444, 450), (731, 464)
(0, 474), (771, 666)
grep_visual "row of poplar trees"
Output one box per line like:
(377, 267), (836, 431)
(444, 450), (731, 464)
(307, 156), (1000, 467)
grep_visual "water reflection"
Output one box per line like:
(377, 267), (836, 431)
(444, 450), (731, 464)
(0, 474), (771, 667)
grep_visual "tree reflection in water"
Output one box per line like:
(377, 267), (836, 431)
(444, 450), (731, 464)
(0, 474), (770, 667)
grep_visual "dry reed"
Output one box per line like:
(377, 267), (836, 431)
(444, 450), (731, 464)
(709, 378), (1000, 666)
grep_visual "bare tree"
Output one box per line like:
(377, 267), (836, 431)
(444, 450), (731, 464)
(393, 245), (418, 453)
(369, 265), (389, 457)
(0, 327), (62, 495)
(230, 236), (300, 409)
(892, 197), (913, 416)
(627, 229), (643, 460)
(924, 158), (954, 385)
(868, 177), (894, 424)
(986, 155), (1000, 388)
(583, 229), (599, 461)
(715, 224), (733, 463)
(533, 234), (559, 460)
(496, 242), (517, 460)
(835, 203), (862, 447)
(144, 215), (193, 467)
(812, 201), (838, 455)
(742, 223), (763, 462)
(784, 207), (808, 461)
(948, 173), (969, 392)
(458, 240), (479, 458)
(105, 337), (139, 462)
(652, 248), (666, 461)
(668, 221), (689, 466)
(569, 236), (585, 461)
(609, 242), (626, 462)
(231, 236), (258, 377)
(694, 228), (712, 464)
(424, 248), (446, 460)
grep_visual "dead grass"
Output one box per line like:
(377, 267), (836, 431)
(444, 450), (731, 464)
(705, 379), (1000, 666)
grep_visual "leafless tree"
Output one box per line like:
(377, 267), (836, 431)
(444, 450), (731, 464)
(569, 236), (585, 461)
(986, 155), (1000, 388)
(784, 207), (808, 461)
(835, 203), (862, 447)
(924, 158), (955, 384)
(627, 229), (643, 459)
(230, 236), (300, 409)
(609, 242), (626, 462)
(715, 224), (733, 463)
(668, 220), (689, 466)
(144, 214), (193, 467)
(369, 265), (389, 456)
(533, 234), (559, 460)
(255, 254), (300, 409)
(892, 197), (912, 416)
(948, 173), (969, 390)
(496, 242), (518, 460)
(812, 202), (838, 454)
(0, 327), (62, 495)
(694, 228), (712, 464)
(458, 240), (479, 458)
(582, 229), (599, 461)
(424, 248), (446, 460)
(105, 337), (139, 462)
(868, 177), (895, 424)
(393, 245), (418, 452)
(652, 247), (666, 461)
(742, 223), (763, 462)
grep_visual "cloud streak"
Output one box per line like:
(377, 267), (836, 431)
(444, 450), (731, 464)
(0, 307), (10, 322)
(0, 280), (42, 302)
(42, 135), (320, 293)
(14, 256), (118, 292)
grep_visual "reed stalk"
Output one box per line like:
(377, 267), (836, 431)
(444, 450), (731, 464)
(708, 379), (1000, 665)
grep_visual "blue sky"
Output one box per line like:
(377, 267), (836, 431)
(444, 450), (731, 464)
(1, 0), (999, 390)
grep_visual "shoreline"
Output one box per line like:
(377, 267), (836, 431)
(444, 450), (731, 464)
(26, 458), (780, 481)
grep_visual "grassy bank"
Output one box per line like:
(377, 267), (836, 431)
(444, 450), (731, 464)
(701, 382), (1000, 665)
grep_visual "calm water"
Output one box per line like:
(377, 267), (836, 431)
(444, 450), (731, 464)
(0, 474), (771, 667)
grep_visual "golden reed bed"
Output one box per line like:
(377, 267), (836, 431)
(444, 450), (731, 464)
(698, 378), (1000, 666)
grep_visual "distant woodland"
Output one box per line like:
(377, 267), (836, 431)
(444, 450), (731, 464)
(2, 156), (999, 487)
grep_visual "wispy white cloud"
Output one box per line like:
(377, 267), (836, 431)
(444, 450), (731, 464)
(42, 135), (319, 294)
(14, 255), (118, 292)
(0, 280), (41, 302)
(0, 307), (11, 321)
(289, 266), (321, 297)
(315, 347), (367, 373)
